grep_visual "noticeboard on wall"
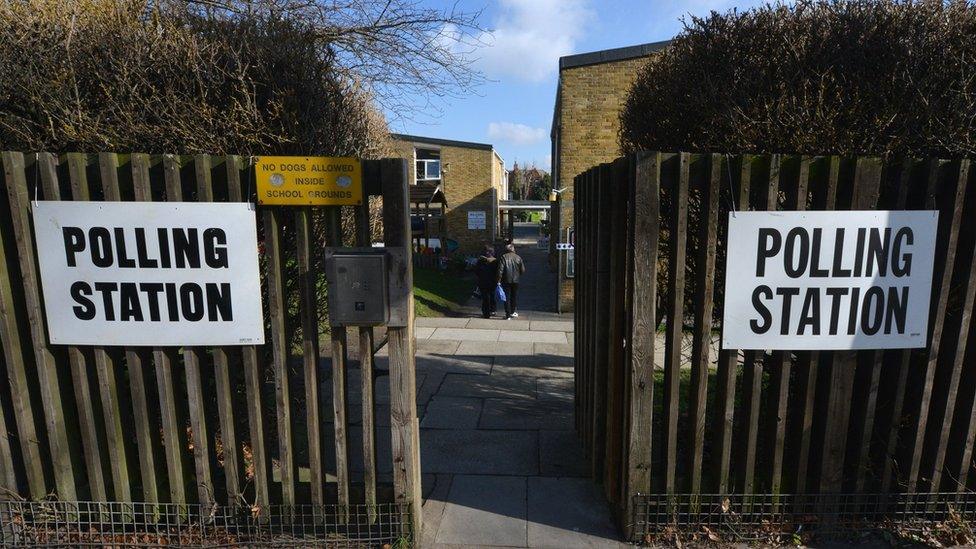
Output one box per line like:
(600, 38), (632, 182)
(468, 210), (486, 230)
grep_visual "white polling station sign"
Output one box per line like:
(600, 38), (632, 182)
(722, 210), (938, 350)
(33, 201), (265, 346)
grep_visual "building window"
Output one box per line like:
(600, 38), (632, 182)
(415, 148), (441, 184)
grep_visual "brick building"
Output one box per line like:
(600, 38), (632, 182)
(391, 134), (507, 253)
(550, 41), (669, 312)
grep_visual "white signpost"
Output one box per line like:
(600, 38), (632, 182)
(722, 210), (938, 350)
(33, 201), (265, 346)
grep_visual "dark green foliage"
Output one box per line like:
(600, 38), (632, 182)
(621, 0), (976, 159)
(0, 0), (388, 156)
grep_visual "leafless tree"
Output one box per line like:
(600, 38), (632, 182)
(174, 0), (489, 119)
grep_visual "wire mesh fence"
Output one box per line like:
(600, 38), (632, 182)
(631, 492), (976, 542)
(0, 501), (411, 548)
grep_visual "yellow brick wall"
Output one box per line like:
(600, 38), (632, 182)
(391, 137), (503, 254)
(554, 55), (652, 311)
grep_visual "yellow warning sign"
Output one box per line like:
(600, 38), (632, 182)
(254, 156), (362, 206)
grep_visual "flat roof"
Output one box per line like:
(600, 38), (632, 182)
(390, 133), (494, 151)
(558, 40), (671, 70)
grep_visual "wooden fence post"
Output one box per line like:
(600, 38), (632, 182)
(0, 225), (45, 499)
(688, 153), (720, 494)
(820, 157), (883, 493)
(663, 153), (690, 494)
(623, 151), (660, 537)
(382, 158), (422, 538)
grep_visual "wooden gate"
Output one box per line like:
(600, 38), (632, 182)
(575, 152), (976, 538)
(0, 152), (421, 544)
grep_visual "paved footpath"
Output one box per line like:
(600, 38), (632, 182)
(402, 317), (626, 548)
(325, 224), (626, 547)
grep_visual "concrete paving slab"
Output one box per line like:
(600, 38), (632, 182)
(457, 340), (535, 356)
(431, 327), (500, 341)
(479, 398), (573, 430)
(537, 377), (574, 402)
(435, 475), (527, 546)
(375, 372), (427, 405)
(420, 474), (454, 545)
(466, 318), (532, 330)
(491, 363), (573, 379)
(416, 326), (436, 340)
(534, 342), (575, 357)
(417, 370), (446, 406)
(498, 330), (568, 344)
(421, 430), (538, 475)
(422, 396), (483, 429)
(494, 355), (576, 372)
(438, 373), (538, 400)
(539, 431), (590, 477)
(416, 317), (471, 328)
(527, 477), (624, 548)
(417, 339), (461, 355)
(529, 320), (575, 332)
(417, 355), (493, 375)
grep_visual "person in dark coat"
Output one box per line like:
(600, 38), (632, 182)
(474, 246), (498, 318)
(497, 243), (525, 319)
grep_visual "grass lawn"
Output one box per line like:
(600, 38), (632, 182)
(413, 267), (474, 317)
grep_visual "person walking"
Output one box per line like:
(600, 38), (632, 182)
(474, 246), (498, 319)
(497, 242), (525, 319)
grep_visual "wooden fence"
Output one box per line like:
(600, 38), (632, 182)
(0, 153), (421, 539)
(575, 152), (976, 537)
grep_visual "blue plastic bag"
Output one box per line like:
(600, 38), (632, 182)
(495, 283), (507, 303)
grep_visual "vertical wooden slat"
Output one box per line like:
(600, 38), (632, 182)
(296, 206), (323, 508)
(5, 152), (77, 501)
(714, 154), (751, 494)
(584, 169), (593, 454)
(623, 151), (659, 537)
(0, 153), (49, 499)
(820, 157), (883, 493)
(0, 393), (16, 492)
(100, 154), (158, 505)
(766, 154), (791, 497)
(66, 153), (130, 503)
(850, 160), (894, 493)
(905, 159), (967, 492)
(592, 164), (613, 478)
(327, 207), (351, 517)
(263, 206), (295, 506)
(48, 153), (106, 504)
(226, 156), (270, 512)
(355, 163), (378, 522)
(688, 153), (720, 493)
(163, 156), (214, 510)
(382, 158), (422, 537)
(194, 155), (240, 507)
(603, 158), (628, 505)
(926, 160), (973, 491)
(795, 155), (838, 494)
(880, 158), (916, 494)
(156, 155), (187, 507)
(663, 153), (689, 494)
(738, 154), (764, 495)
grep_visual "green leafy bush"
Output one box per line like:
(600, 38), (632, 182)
(621, 0), (976, 159)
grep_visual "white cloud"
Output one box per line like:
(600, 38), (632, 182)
(472, 0), (592, 82)
(488, 122), (548, 145)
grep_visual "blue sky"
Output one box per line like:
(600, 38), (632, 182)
(385, 0), (768, 172)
